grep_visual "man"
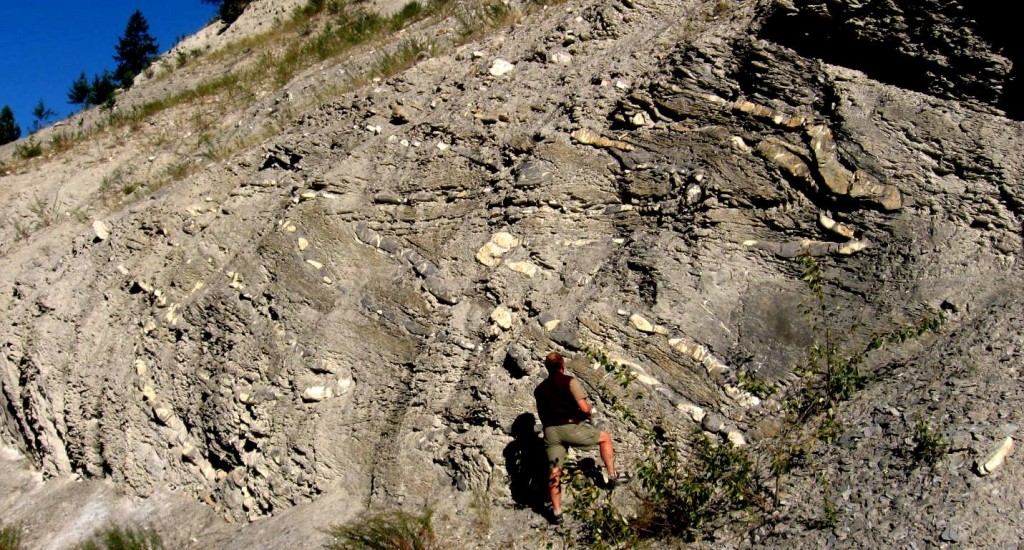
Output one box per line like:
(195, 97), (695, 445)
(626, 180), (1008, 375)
(534, 351), (629, 523)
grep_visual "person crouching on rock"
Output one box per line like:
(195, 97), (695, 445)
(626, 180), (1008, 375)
(534, 351), (630, 524)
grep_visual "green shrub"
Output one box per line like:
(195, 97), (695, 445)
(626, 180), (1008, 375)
(911, 420), (948, 467)
(76, 525), (162, 550)
(369, 40), (437, 80)
(737, 368), (775, 399)
(389, 2), (424, 30)
(15, 140), (43, 160)
(563, 464), (634, 548)
(324, 508), (436, 550)
(635, 430), (758, 541)
(50, 132), (75, 154)
(1, 520), (25, 550)
(455, 2), (518, 41)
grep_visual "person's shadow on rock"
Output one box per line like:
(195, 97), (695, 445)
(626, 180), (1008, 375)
(503, 413), (549, 514)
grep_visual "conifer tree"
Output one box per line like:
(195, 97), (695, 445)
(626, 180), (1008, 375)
(114, 10), (159, 89)
(0, 105), (21, 145)
(31, 100), (58, 132)
(89, 71), (118, 108)
(68, 72), (92, 106)
(203, 0), (253, 26)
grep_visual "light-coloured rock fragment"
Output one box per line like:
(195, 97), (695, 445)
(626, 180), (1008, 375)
(727, 431), (747, 447)
(677, 402), (707, 423)
(229, 272), (244, 290)
(476, 242), (506, 267)
(729, 136), (752, 153)
(199, 461), (217, 481)
(306, 259), (323, 270)
(685, 183), (703, 205)
(630, 112), (650, 127)
(93, 220), (110, 241)
(490, 305), (513, 330)
(142, 383), (157, 403)
(336, 377), (354, 394)
(725, 384), (762, 408)
(117, 264), (130, 276)
(489, 58), (515, 76)
(818, 211), (855, 238)
(181, 443), (199, 462)
(633, 373), (660, 386)
(302, 386), (333, 402)
(630, 314), (656, 333)
(135, 359), (148, 376)
(165, 303), (181, 325)
(298, 237), (310, 251)
(491, 231), (520, 250)
(571, 129), (634, 151)
(548, 51), (573, 65)
(142, 319), (157, 335)
(154, 404), (173, 425)
(669, 338), (730, 375)
(543, 318), (561, 331)
(977, 436), (1014, 476)
(506, 260), (539, 277)
(476, 233), (519, 267)
(837, 240), (870, 255)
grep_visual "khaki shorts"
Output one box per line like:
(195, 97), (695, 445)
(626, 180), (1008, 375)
(544, 423), (601, 469)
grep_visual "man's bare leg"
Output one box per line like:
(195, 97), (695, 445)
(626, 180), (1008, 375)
(598, 431), (617, 478)
(548, 467), (563, 514)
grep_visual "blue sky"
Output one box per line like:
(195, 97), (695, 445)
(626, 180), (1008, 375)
(0, 1), (218, 137)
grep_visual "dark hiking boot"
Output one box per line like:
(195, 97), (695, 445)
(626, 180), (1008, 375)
(608, 471), (633, 487)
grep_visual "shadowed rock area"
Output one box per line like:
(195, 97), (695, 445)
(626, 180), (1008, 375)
(1, 0), (1021, 547)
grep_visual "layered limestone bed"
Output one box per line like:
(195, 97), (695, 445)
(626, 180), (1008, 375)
(1, 0), (1022, 548)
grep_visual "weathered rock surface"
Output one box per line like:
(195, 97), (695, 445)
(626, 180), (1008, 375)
(1, 0), (1022, 547)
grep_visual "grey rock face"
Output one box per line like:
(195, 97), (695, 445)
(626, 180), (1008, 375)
(1, 0), (1022, 548)
(759, 0), (1022, 118)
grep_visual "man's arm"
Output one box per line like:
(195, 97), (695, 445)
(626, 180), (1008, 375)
(569, 378), (592, 418)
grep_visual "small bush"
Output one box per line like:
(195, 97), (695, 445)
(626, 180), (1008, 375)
(564, 463), (634, 548)
(635, 429), (758, 542)
(911, 420), (948, 467)
(50, 132), (75, 154)
(818, 474), (838, 529)
(815, 413), (843, 444)
(738, 368), (775, 399)
(76, 525), (162, 550)
(455, 2), (519, 41)
(389, 2), (424, 30)
(324, 508), (436, 550)
(15, 140), (43, 160)
(1, 520), (25, 550)
(368, 40), (437, 80)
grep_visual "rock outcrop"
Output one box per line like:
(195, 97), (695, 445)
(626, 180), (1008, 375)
(1, 0), (1022, 547)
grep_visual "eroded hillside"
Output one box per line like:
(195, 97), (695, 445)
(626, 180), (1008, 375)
(2, 0), (1022, 548)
